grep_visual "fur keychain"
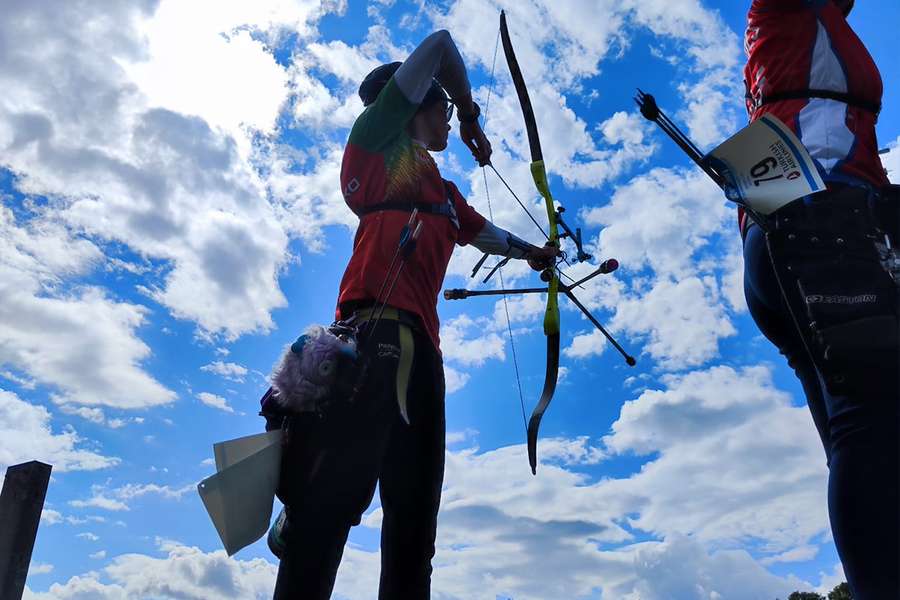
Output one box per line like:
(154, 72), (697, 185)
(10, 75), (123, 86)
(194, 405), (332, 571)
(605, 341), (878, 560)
(269, 324), (361, 415)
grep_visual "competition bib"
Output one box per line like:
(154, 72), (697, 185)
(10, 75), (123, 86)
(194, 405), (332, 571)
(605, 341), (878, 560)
(707, 115), (826, 214)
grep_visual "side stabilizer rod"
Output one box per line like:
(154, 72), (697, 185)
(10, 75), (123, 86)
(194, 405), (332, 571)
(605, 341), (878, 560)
(443, 258), (636, 366)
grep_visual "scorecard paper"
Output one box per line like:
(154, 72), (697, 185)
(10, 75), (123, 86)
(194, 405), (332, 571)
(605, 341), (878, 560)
(707, 114), (826, 214)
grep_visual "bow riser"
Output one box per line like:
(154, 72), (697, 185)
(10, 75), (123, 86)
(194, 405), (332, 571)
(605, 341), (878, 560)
(530, 160), (561, 336)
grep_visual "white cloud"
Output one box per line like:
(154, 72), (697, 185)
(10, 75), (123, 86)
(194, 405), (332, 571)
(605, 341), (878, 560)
(586, 166), (730, 276)
(0, 389), (119, 473)
(115, 483), (194, 500)
(0, 369), (37, 389)
(446, 429), (479, 445)
(261, 141), (358, 251)
(24, 539), (276, 600)
(29, 563), (54, 576)
(77, 532), (100, 542)
(624, 0), (743, 146)
(625, 535), (806, 600)
(443, 366), (470, 395)
(89, 551), (107, 560)
(760, 544), (820, 566)
(440, 314), (506, 367)
(32, 361), (828, 599)
(57, 406), (106, 425)
(813, 562), (847, 596)
(611, 275), (736, 369)
(70, 482), (195, 512)
(200, 361), (248, 382)
(579, 166), (739, 369)
(196, 391), (235, 413)
(601, 366), (828, 549)
(124, 2), (297, 142)
(40, 509), (63, 526)
(67, 515), (107, 526)
(0, 1), (299, 341)
(0, 206), (176, 410)
(564, 328), (608, 359)
(69, 496), (129, 512)
(883, 135), (900, 183)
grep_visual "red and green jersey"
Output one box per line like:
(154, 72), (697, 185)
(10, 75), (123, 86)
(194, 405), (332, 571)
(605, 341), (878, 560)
(336, 78), (486, 351)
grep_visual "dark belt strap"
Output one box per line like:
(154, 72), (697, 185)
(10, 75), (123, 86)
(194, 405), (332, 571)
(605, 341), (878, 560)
(753, 88), (881, 117)
(357, 200), (455, 218)
(340, 300), (423, 332)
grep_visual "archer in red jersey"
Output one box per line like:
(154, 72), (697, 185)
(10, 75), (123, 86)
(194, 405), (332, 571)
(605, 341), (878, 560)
(273, 30), (557, 600)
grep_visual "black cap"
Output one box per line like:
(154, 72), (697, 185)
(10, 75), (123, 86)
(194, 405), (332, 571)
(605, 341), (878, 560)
(358, 61), (449, 109)
(359, 62), (402, 106)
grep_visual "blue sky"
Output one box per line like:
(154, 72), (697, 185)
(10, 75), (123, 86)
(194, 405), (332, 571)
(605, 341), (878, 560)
(2, 1), (898, 598)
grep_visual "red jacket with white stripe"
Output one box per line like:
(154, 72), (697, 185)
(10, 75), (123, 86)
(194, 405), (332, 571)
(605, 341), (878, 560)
(743, 0), (887, 189)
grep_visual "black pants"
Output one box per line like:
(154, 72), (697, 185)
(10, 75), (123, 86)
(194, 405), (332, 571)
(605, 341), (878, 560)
(744, 221), (899, 599)
(273, 320), (445, 600)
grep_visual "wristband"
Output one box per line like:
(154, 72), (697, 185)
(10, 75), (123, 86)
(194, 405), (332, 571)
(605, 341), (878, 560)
(457, 101), (481, 124)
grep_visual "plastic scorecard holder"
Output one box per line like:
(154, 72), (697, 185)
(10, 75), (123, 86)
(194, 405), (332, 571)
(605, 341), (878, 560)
(197, 429), (282, 556)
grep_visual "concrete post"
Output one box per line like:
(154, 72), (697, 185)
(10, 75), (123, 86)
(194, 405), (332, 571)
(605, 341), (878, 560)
(0, 461), (53, 600)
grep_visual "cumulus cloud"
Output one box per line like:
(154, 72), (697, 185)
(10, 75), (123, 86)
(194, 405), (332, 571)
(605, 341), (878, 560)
(443, 366), (470, 395)
(196, 391), (236, 413)
(440, 314), (506, 367)
(200, 361), (248, 382)
(40, 509), (63, 526)
(612, 275), (736, 369)
(586, 166), (730, 276)
(223, 364), (823, 599)
(0, 205), (176, 410)
(24, 539), (277, 600)
(0, 1), (309, 341)
(69, 482), (194, 512)
(564, 328), (608, 359)
(0, 389), (119, 473)
(579, 167), (738, 369)
(377, 364), (824, 599)
(31, 362), (830, 599)
(29, 563), (54, 576)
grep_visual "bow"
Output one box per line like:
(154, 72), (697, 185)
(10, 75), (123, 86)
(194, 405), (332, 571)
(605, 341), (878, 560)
(499, 10), (561, 476)
(445, 11), (636, 474)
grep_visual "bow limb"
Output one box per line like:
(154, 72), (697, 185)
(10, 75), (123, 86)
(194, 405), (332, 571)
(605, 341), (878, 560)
(527, 332), (559, 474)
(500, 10), (561, 474)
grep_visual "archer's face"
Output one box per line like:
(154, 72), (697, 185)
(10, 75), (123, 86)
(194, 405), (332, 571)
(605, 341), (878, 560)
(412, 101), (451, 152)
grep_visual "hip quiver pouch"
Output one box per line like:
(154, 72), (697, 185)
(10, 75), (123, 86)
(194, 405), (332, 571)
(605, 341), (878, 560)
(765, 185), (900, 397)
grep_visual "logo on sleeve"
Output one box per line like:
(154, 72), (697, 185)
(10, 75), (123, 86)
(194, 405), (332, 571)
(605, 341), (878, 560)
(344, 178), (360, 199)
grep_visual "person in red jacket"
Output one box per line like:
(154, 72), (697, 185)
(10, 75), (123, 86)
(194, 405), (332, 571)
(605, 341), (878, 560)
(741, 1), (897, 597)
(272, 30), (557, 600)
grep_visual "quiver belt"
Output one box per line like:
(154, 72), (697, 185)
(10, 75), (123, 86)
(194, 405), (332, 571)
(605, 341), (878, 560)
(765, 185), (900, 396)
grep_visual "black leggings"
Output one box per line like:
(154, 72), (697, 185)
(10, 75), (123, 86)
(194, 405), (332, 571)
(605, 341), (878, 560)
(273, 320), (445, 600)
(743, 223), (899, 598)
